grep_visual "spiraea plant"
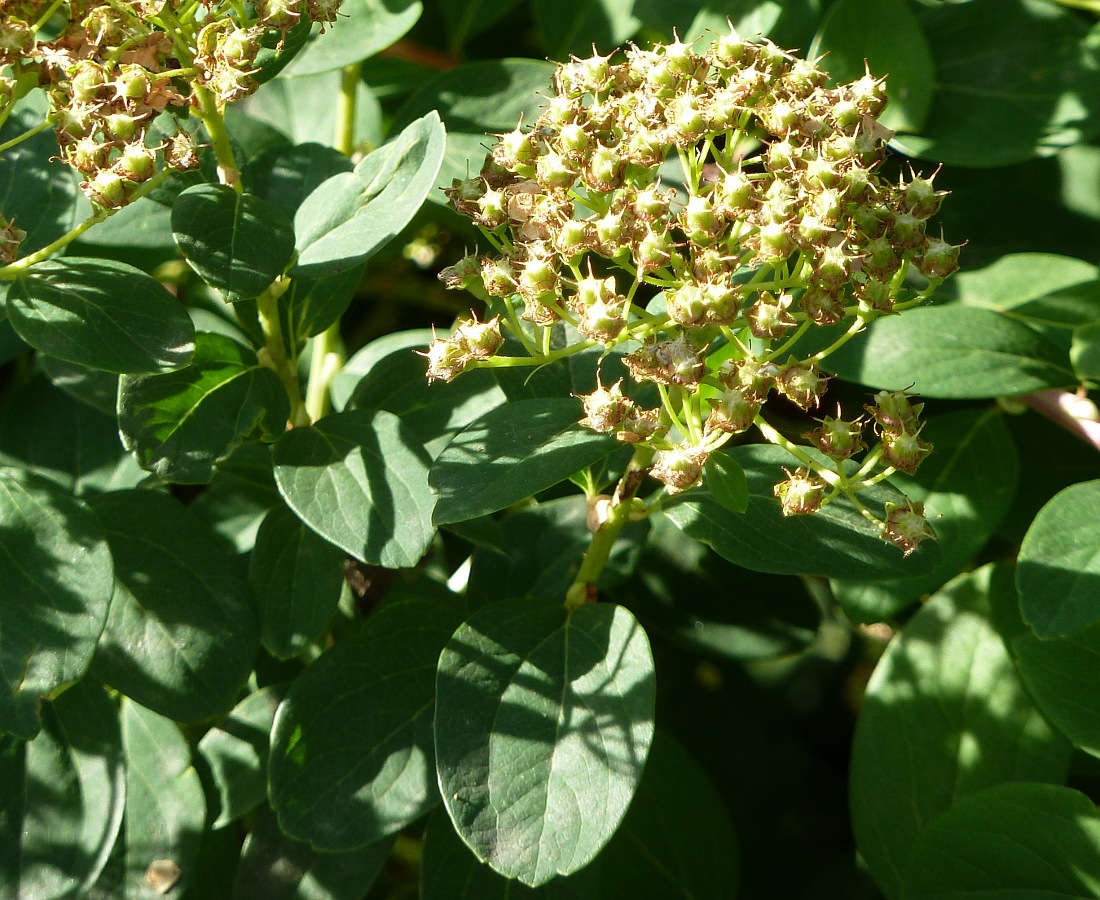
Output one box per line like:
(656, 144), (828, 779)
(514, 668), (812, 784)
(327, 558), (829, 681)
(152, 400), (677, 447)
(433, 31), (960, 571)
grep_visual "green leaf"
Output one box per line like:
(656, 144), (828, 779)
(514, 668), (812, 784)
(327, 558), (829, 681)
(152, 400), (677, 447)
(893, 0), (1100, 166)
(269, 596), (464, 849)
(0, 375), (143, 496)
(88, 490), (260, 722)
(440, 0), (524, 51)
(37, 354), (119, 416)
(1072, 320), (1100, 381)
(532, 0), (640, 57)
(831, 409), (1019, 624)
(901, 783), (1100, 899)
(391, 60), (555, 193)
(249, 504), (346, 659)
(436, 601), (656, 886)
(3, 682), (125, 899)
(820, 305), (1076, 398)
(850, 566), (1072, 899)
(0, 103), (81, 255)
(663, 443), (941, 581)
(273, 408), (435, 567)
(703, 451), (748, 514)
(283, 0), (423, 76)
(0, 468), (113, 738)
(233, 804), (392, 900)
(283, 265), (365, 344)
(466, 497), (648, 607)
(1014, 620), (1100, 758)
(809, 0), (935, 133)
(946, 252), (1100, 328)
(619, 514), (820, 661)
(1016, 480), (1100, 638)
(430, 398), (618, 526)
(6, 258), (194, 374)
(197, 686), (285, 829)
(293, 112), (446, 278)
(172, 185), (296, 299)
(336, 328), (509, 455)
(190, 442), (282, 554)
(118, 332), (290, 484)
(120, 698), (206, 899)
(422, 731), (738, 899)
(253, 17), (314, 84)
(243, 75), (382, 162)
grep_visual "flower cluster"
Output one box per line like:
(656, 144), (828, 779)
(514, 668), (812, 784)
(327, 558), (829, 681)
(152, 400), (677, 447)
(0, 0), (335, 217)
(432, 30), (962, 554)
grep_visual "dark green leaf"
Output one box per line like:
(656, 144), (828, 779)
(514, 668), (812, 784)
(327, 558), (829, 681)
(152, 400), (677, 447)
(1014, 617), (1100, 757)
(273, 408), (435, 567)
(532, 0), (639, 57)
(0, 375), (143, 496)
(283, 264), (364, 343)
(37, 355), (119, 416)
(703, 451), (748, 514)
(1017, 480), (1100, 638)
(430, 398), (618, 525)
(3, 682), (125, 899)
(620, 514), (820, 661)
(243, 74), (382, 160)
(436, 601), (656, 886)
(663, 443), (941, 580)
(253, 17), (314, 84)
(850, 566), (1072, 899)
(190, 442), (282, 554)
(118, 332), (290, 484)
(293, 112), (446, 277)
(269, 596), (464, 849)
(440, 0), (523, 50)
(172, 185), (296, 299)
(1073, 321), (1100, 380)
(245, 143), (355, 220)
(901, 783), (1100, 899)
(466, 497), (648, 607)
(0, 104), (81, 254)
(249, 504), (346, 659)
(233, 804), (392, 900)
(820, 305), (1076, 398)
(73, 195), (177, 252)
(7, 258), (194, 374)
(0, 469), (113, 738)
(809, 0), (935, 133)
(88, 490), (260, 722)
(832, 409), (1018, 624)
(120, 698), (206, 899)
(283, 0), (423, 76)
(894, 0), (1100, 166)
(391, 60), (555, 193)
(197, 686), (285, 829)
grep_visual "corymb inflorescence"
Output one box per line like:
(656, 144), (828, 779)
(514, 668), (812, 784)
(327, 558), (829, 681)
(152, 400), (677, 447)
(432, 28), (962, 554)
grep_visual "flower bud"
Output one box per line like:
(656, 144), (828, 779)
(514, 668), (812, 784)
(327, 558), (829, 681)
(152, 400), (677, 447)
(634, 228), (675, 272)
(114, 144), (157, 181)
(805, 414), (864, 460)
(728, 357), (779, 401)
(625, 336), (704, 387)
(745, 291), (797, 338)
(867, 390), (923, 433)
(706, 387), (760, 434)
(0, 215), (27, 264)
(586, 145), (624, 192)
(798, 284), (845, 325)
(422, 335), (469, 383)
(494, 127), (538, 173)
(480, 256), (515, 295)
(915, 233), (962, 280)
(438, 254), (481, 290)
(773, 468), (827, 516)
(580, 381), (629, 432)
(651, 444), (709, 493)
(535, 148), (577, 189)
(881, 427), (932, 474)
(776, 359), (830, 409)
(882, 501), (936, 556)
(83, 170), (132, 208)
(454, 315), (503, 358)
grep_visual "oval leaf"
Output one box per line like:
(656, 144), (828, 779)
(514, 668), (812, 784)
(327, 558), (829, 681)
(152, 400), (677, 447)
(820, 305), (1076, 398)
(430, 397), (619, 526)
(118, 332), (290, 484)
(901, 783), (1100, 899)
(88, 490), (260, 722)
(703, 451), (748, 514)
(850, 566), (1072, 899)
(172, 185), (295, 299)
(249, 503), (346, 659)
(293, 112), (446, 277)
(532, 0), (639, 57)
(273, 408), (435, 567)
(0, 468), (113, 738)
(662, 443), (941, 581)
(197, 687), (285, 829)
(120, 698), (206, 899)
(436, 601), (656, 886)
(269, 597), (464, 849)
(283, 0), (423, 76)
(7, 258), (194, 374)
(1017, 480), (1100, 638)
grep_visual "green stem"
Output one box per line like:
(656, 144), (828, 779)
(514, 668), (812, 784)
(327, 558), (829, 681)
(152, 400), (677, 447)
(256, 282), (310, 427)
(194, 85), (241, 190)
(335, 63), (361, 155)
(0, 117), (51, 155)
(565, 445), (655, 612)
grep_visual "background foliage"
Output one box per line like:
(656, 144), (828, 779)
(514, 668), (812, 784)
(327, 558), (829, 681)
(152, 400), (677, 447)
(2, 0), (1100, 897)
